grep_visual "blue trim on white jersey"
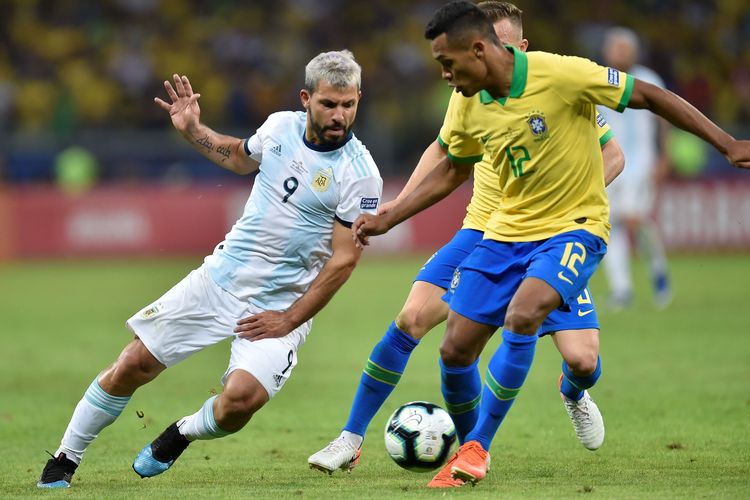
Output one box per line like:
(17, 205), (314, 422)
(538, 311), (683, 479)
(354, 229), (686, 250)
(335, 215), (353, 228)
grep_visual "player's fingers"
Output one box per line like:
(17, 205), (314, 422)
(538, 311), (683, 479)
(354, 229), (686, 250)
(237, 315), (261, 326)
(189, 93), (201, 104)
(173, 73), (186, 96)
(164, 80), (178, 101)
(182, 75), (194, 96)
(154, 97), (171, 111)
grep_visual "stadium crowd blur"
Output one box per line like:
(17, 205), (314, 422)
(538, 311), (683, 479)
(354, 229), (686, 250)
(1, 0), (749, 185)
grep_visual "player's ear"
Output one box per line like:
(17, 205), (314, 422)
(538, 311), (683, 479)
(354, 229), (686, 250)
(472, 40), (485, 59)
(300, 89), (311, 110)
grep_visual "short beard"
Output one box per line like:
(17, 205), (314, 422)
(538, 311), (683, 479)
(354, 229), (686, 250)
(309, 114), (350, 147)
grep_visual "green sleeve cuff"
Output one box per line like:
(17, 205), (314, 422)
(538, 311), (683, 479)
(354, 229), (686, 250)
(616, 74), (635, 112)
(437, 135), (449, 150)
(447, 152), (483, 165)
(599, 129), (614, 146)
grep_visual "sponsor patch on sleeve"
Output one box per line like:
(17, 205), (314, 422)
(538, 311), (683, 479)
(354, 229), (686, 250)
(360, 197), (379, 210)
(596, 113), (607, 128)
(607, 68), (620, 87)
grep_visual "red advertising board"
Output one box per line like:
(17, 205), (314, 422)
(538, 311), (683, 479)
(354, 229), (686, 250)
(2, 180), (749, 260)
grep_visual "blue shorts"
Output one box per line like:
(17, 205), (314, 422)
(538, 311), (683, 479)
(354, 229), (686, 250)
(414, 228), (483, 289)
(445, 230), (607, 332)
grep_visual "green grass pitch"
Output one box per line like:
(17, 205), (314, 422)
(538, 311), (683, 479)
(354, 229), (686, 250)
(1, 254), (749, 498)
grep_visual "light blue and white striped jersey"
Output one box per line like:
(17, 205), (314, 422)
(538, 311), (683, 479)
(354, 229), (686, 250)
(598, 65), (665, 178)
(204, 111), (382, 310)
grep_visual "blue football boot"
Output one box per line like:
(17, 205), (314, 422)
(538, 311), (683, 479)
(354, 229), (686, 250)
(133, 422), (190, 478)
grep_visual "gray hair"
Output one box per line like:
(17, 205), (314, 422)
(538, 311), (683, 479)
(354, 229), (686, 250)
(304, 50), (361, 92)
(604, 27), (640, 56)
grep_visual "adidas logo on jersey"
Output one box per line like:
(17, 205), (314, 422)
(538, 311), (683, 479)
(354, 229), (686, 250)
(269, 143), (282, 156)
(273, 374), (284, 387)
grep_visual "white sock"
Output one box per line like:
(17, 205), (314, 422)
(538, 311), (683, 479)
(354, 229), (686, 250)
(56, 379), (131, 465)
(177, 396), (232, 441)
(603, 221), (632, 298)
(339, 430), (363, 449)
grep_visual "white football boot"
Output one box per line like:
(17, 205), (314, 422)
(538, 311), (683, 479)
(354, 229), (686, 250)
(308, 436), (361, 475)
(562, 390), (605, 451)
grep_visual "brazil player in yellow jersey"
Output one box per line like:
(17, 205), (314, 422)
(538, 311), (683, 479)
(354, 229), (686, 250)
(354, 0), (750, 488)
(309, 1), (623, 476)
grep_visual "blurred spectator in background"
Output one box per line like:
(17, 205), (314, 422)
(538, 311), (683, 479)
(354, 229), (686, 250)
(598, 27), (672, 310)
(1, 0), (748, 183)
(54, 145), (99, 195)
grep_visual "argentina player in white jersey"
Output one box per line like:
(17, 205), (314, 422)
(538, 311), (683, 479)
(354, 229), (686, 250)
(37, 50), (382, 489)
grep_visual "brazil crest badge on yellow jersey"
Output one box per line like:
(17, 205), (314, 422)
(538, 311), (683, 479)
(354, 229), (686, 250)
(527, 111), (549, 142)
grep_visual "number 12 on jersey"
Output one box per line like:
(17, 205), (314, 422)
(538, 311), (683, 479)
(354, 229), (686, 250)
(504, 146), (531, 178)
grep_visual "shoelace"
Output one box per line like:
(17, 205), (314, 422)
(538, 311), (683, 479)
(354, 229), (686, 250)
(324, 438), (353, 453)
(566, 399), (593, 425)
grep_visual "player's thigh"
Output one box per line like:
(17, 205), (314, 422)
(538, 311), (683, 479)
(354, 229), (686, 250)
(441, 310), (498, 366)
(126, 265), (243, 367)
(223, 317), (310, 400)
(505, 277), (564, 331)
(396, 280), (449, 339)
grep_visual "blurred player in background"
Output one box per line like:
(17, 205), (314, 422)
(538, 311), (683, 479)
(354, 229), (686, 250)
(599, 27), (672, 310)
(37, 50), (383, 489)
(309, 1), (624, 477)
(353, 0), (750, 488)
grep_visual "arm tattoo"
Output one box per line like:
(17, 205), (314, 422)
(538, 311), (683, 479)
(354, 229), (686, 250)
(195, 135), (214, 151)
(216, 145), (231, 162)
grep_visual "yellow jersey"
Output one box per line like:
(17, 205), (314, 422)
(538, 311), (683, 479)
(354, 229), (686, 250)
(439, 105), (614, 233)
(439, 46), (633, 243)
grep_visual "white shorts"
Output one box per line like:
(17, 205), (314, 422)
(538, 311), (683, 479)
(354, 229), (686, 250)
(126, 265), (310, 399)
(607, 172), (655, 220)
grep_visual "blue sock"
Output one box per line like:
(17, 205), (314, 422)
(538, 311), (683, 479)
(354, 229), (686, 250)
(466, 329), (537, 451)
(440, 358), (482, 444)
(343, 322), (419, 437)
(560, 356), (602, 401)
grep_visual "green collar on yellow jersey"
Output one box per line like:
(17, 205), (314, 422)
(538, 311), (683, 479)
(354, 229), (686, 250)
(479, 45), (527, 106)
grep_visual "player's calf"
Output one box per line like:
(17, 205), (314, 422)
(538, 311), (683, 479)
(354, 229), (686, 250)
(132, 422), (190, 478)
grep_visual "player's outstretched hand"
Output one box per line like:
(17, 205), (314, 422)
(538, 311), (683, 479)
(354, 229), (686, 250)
(726, 139), (750, 169)
(154, 74), (201, 135)
(352, 213), (391, 249)
(234, 311), (293, 341)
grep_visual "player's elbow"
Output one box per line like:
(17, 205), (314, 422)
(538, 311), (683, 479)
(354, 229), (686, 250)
(330, 252), (359, 278)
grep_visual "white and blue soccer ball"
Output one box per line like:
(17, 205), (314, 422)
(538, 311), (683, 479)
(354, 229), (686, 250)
(384, 401), (457, 472)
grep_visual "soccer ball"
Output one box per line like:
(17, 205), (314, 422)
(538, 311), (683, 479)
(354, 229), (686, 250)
(384, 401), (457, 472)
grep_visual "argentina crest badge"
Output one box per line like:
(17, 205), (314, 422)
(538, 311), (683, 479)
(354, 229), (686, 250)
(311, 167), (332, 192)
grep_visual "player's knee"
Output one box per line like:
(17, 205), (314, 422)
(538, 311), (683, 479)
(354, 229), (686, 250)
(439, 338), (477, 367)
(395, 308), (431, 340)
(215, 390), (266, 432)
(110, 341), (163, 386)
(565, 350), (599, 376)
